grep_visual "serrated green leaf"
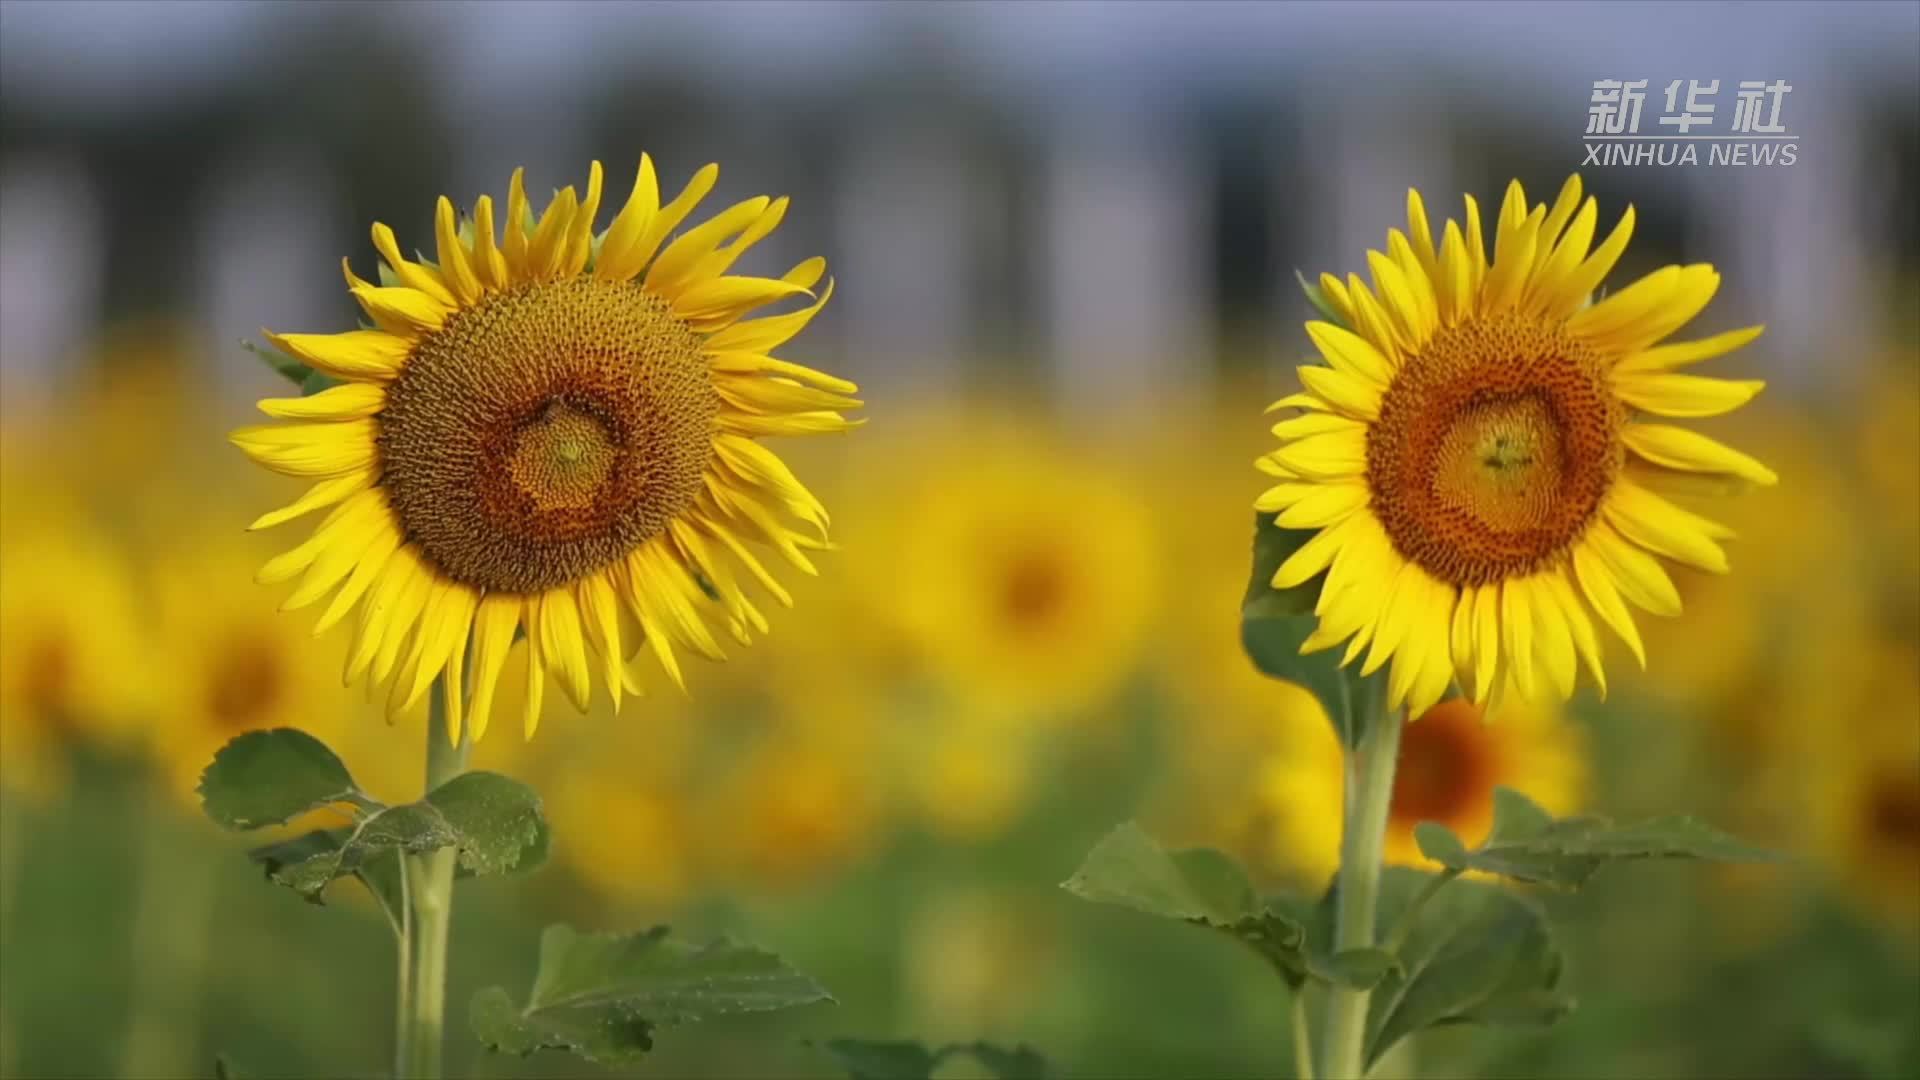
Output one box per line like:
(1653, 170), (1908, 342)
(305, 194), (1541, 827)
(248, 804), (456, 901)
(1296, 269), (1349, 328)
(241, 340), (312, 388)
(1241, 512), (1385, 748)
(425, 771), (549, 876)
(1359, 868), (1572, 1066)
(198, 729), (367, 830)
(1061, 823), (1259, 924)
(1062, 822), (1315, 986)
(1414, 786), (1778, 888)
(472, 924), (834, 1066)
(817, 1039), (1050, 1080)
(244, 772), (547, 906)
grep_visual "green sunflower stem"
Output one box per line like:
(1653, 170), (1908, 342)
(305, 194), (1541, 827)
(400, 680), (470, 1080)
(1318, 703), (1405, 1080)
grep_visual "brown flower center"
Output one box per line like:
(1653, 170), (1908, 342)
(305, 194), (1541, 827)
(1002, 550), (1069, 630)
(379, 278), (717, 593)
(1390, 698), (1495, 828)
(1864, 774), (1920, 859)
(1365, 314), (1624, 586)
(207, 635), (284, 731)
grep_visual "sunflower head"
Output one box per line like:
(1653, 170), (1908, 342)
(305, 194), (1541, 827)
(1258, 174), (1775, 716)
(232, 158), (859, 743)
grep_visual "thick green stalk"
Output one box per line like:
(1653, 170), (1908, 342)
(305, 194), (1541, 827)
(401, 682), (469, 1080)
(1318, 705), (1405, 1079)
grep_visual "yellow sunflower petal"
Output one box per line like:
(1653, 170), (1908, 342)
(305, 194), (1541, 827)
(595, 155), (662, 281)
(1549, 202), (1636, 314)
(537, 587), (593, 712)
(248, 469), (373, 531)
(627, 162), (721, 278)
(349, 284), (448, 337)
(1306, 320), (1394, 387)
(1616, 325), (1765, 373)
(229, 419), (377, 478)
(256, 382), (387, 421)
(470, 195), (509, 291)
(1572, 539), (1646, 668)
(370, 221), (456, 308)
(1271, 428), (1368, 481)
(1622, 423), (1778, 486)
(1296, 364), (1383, 420)
(1585, 522), (1682, 617)
(1602, 480), (1731, 573)
(434, 196), (483, 305)
(1616, 372), (1766, 418)
(466, 592), (523, 743)
(264, 328), (408, 383)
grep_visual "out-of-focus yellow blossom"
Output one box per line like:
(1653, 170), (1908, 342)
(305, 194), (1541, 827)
(1800, 643), (1920, 935)
(847, 414), (1160, 718)
(1236, 685), (1587, 888)
(1635, 407), (1867, 722)
(712, 736), (879, 891)
(145, 529), (358, 806)
(905, 705), (1039, 842)
(0, 485), (145, 800)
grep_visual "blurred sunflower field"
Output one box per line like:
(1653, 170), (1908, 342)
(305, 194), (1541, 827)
(2, 3), (1917, 1079)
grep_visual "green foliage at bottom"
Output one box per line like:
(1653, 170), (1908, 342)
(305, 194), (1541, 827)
(470, 923), (835, 1066)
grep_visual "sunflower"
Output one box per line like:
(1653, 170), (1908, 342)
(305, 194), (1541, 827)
(146, 532), (361, 804)
(1800, 643), (1920, 932)
(0, 494), (144, 800)
(232, 158), (859, 742)
(1257, 174), (1775, 714)
(852, 416), (1159, 716)
(1249, 689), (1588, 886)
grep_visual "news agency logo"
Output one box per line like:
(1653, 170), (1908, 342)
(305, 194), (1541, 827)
(1584, 80), (1798, 167)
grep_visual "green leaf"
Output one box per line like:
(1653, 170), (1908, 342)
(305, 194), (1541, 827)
(1062, 822), (1315, 986)
(243, 772), (548, 906)
(471, 924), (834, 1066)
(818, 1039), (1050, 1080)
(198, 729), (368, 830)
(425, 771), (549, 876)
(1360, 867), (1572, 1067)
(1296, 269), (1349, 328)
(1414, 786), (1778, 888)
(241, 340), (311, 387)
(1241, 512), (1385, 748)
(1061, 822), (1259, 924)
(248, 804), (457, 901)
(818, 1039), (939, 1080)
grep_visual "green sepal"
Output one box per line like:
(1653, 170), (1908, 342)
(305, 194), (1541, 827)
(241, 340), (313, 389)
(1241, 512), (1386, 748)
(1297, 269), (1351, 329)
(1414, 786), (1780, 889)
(471, 924), (834, 1066)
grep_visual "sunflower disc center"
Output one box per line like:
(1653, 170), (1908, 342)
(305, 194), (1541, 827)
(379, 278), (717, 593)
(1365, 314), (1623, 587)
(1389, 699), (1495, 827)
